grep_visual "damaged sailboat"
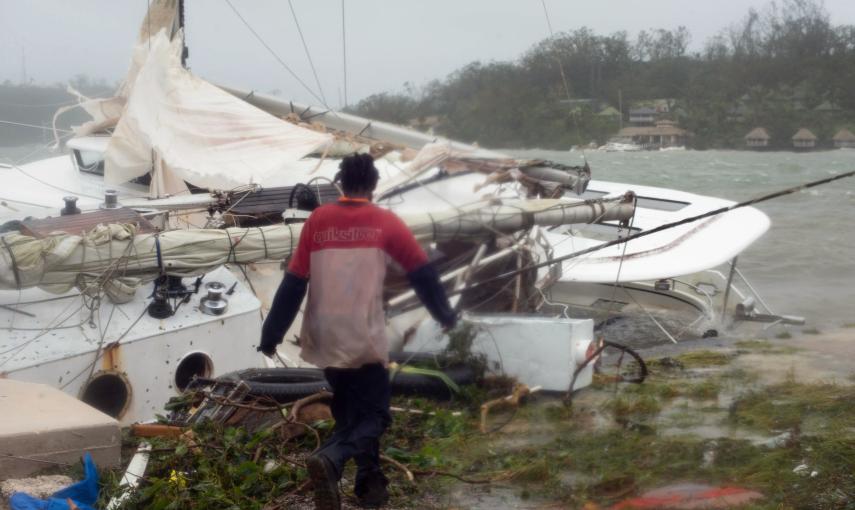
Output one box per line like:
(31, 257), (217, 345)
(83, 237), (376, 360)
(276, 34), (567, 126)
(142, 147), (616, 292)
(0, 0), (784, 425)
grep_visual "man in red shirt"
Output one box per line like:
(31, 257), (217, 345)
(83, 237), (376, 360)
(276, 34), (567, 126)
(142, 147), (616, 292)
(259, 153), (457, 509)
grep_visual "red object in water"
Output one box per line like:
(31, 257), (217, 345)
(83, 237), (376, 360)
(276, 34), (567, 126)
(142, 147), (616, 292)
(612, 483), (763, 509)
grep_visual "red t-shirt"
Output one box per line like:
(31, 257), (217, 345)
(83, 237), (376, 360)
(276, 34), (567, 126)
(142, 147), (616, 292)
(288, 198), (428, 368)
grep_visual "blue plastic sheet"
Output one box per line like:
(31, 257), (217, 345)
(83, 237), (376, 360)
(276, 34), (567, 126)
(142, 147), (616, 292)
(9, 453), (99, 510)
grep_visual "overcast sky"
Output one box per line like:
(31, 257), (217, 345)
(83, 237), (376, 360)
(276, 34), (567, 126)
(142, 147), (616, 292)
(2, 0), (855, 106)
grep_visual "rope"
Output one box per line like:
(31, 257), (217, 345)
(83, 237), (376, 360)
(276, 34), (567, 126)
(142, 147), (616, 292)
(258, 227), (269, 260)
(539, 0), (572, 105)
(223, 0), (331, 109)
(6, 160), (101, 200)
(287, 0), (328, 106)
(446, 169), (855, 299)
(154, 235), (164, 274)
(0, 120), (73, 133)
(225, 231), (237, 264)
(1, 237), (21, 289)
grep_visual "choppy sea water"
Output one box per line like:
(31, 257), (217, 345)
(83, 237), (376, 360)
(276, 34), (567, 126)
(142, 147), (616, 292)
(3, 144), (854, 328)
(512, 148), (855, 329)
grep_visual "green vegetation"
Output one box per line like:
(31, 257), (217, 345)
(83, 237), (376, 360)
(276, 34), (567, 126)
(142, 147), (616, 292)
(735, 339), (800, 354)
(350, 0), (855, 150)
(92, 341), (855, 509)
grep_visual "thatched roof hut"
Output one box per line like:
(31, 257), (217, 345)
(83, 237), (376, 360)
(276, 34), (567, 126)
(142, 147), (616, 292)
(833, 128), (855, 148)
(744, 127), (770, 140)
(792, 128), (818, 149)
(792, 128), (817, 141)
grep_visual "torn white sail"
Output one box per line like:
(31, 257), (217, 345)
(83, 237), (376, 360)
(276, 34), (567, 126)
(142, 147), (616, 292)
(104, 31), (332, 193)
(0, 197), (634, 297)
(52, 0), (182, 145)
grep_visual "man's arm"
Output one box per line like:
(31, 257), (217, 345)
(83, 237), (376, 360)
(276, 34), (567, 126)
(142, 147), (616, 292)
(259, 273), (308, 356)
(384, 212), (457, 329)
(258, 218), (313, 356)
(407, 263), (457, 329)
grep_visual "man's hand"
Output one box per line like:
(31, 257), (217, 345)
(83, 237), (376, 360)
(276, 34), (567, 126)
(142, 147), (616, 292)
(257, 339), (278, 357)
(441, 313), (459, 334)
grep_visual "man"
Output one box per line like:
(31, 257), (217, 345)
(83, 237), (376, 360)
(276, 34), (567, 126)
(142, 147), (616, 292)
(258, 153), (457, 509)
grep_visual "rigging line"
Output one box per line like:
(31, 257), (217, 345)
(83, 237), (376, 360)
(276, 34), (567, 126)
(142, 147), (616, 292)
(442, 169), (855, 300)
(341, 0), (348, 108)
(0, 300), (86, 363)
(223, 0), (331, 109)
(9, 129), (76, 165)
(287, 0), (328, 107)
(0, 120), (73, 133)
(539, 0), (586, 157)
(539, 0), (572, 105)
(0, 100), (77, 108)
(60, 305), (149, 390)
(4, 160), (102, 200)
(621, 285), (679, 344)
(597, 197), (640, 340)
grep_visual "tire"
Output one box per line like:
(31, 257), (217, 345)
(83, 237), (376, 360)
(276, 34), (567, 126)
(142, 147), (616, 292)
(221, 367), (330, 403)
(388, 351), (452, 368)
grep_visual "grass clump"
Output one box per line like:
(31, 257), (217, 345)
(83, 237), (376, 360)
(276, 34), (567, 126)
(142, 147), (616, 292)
(607, 393), (662, 421)
(735, 339), (799, 355)
(674, 350), (734, 368)
(686, 380), (721, 400)
(802, 327), (821, 335)
(730, 381), (855, 433)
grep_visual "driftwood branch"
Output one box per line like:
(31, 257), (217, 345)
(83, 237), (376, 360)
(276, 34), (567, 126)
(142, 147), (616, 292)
(380, 454), (415, 483)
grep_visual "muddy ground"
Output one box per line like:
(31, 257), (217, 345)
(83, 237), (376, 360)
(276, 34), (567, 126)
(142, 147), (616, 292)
(267, 326), (855, 509)
(10, 325), (854, 509)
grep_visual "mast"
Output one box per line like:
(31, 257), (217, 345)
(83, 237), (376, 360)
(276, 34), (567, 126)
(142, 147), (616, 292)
(179, 0), (188, 67)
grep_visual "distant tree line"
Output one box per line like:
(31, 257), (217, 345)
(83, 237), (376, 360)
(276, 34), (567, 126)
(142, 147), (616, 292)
(350, 0), (855, 150)
(0, 75), (113, 147)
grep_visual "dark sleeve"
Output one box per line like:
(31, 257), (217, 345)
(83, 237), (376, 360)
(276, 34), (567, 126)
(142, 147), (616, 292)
(383, 211), (429, 272)
(407, 263), (457, 328)
(260, 272), (308, 349)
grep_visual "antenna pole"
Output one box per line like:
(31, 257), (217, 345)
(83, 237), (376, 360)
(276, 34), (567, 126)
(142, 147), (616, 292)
(341, 0), (348, 108)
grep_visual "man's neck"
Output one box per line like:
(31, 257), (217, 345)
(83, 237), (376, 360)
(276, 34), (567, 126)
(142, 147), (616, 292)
(342, 191), (372, 202)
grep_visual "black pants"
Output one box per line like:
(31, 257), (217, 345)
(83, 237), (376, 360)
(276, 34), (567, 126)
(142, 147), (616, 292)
(317, 363), (391, 489)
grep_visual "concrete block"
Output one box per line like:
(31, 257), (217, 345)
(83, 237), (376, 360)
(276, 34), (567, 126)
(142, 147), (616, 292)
(0, 379), (121, 479)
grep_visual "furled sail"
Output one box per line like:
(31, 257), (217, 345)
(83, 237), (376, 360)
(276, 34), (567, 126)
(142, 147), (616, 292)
(0, 196), (634, 299)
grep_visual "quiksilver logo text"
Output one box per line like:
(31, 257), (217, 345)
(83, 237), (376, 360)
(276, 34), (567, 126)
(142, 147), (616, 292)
(314, 227), (381, 243)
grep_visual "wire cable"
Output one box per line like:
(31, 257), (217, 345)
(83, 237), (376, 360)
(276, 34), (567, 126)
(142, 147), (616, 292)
(287, 0), (328, 107)
(0, 120), (73, 133)
(223, 0), (330, 109)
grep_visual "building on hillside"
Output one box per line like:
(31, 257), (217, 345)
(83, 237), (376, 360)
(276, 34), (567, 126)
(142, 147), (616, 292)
(792, 128), (818, 149)
(615, 120), (690, 149)
(744, 127), (771, 149)
(833, 128), (855, 149)
(628, 107), (657, 125)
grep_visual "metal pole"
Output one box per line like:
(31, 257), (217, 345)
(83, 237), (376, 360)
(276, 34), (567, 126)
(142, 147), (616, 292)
(721, 256), (738, 321)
